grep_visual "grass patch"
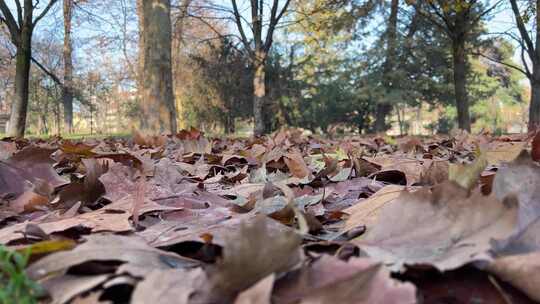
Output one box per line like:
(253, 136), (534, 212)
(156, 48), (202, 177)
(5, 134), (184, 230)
(0, 246), (42, 304)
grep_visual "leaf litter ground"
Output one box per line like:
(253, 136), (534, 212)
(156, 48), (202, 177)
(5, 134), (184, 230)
(1, 128), (540, 303)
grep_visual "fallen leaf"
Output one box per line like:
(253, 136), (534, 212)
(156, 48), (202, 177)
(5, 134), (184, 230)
(234, 274), (275, 304)
(204, 215), (302, 302)
(352, 182), (517, 271)
(27, 234), (199, 281)
(485, 141), (526, 165)
(273, 255), (416, 304)
(284, 151), (311, 179)
(448, 151), (487, 190)
(343, 185), (404, 233)
(493, 150), (540, 228)
(131, 268), (208, 304)
(42, 274), (110, 304)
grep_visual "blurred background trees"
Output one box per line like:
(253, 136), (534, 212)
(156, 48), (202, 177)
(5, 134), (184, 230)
(0, 0), (534, 137)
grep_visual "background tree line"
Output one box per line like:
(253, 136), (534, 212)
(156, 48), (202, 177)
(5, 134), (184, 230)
(0, 0), (537, 137)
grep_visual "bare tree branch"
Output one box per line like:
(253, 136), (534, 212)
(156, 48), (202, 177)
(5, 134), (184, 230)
(471, 0), (503, 25)
(263, 0), (290, 52)
(31, 56), (63, 86)
(33, 0), (59, 27)
(509, 0), (536, 63)
(521, 44), (532, 78)
(231, 0), (253, 55)
(15, 0), (22, 26)
(472, 51), (528, 76)
(0, 0), (21, 44)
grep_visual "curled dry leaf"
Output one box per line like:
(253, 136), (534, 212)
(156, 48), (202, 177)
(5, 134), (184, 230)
(133, 216), (300, 304)
(0, 197), (180, 244)
(27, 234), (199, 281)
(1, 146), (67, 201)
(42, 274), (110, 304)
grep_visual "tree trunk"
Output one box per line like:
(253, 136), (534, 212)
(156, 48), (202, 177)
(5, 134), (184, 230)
(529, 68), (540, 130)
(375, 0), (399, 133)
(529, 1), (540, 131)
(451, 38), (471, 132)
(224, 109), (235, 134)
(253, 53), (266, 136)
(375, 103), (392, 133)
(138, 0), (177, 134)
(7, 27), (32, 137)
(62, 0), (74, 133)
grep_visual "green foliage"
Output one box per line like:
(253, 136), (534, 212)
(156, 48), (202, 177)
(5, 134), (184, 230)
(0, 246), (42, 304)
(177, 38), (252, 133)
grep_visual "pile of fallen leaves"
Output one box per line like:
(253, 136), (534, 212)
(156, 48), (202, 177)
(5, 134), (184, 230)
(1, 128), (540, 303)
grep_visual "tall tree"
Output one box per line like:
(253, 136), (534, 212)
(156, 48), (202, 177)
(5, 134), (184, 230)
(375, 0), (400, 132)
(508, 0), (540, 131)
(138, 0), (177, 133)
(231, 0), (291, 136)
(0, 0), (58, 137)
(414, 0), (501, 132)
(62, 0), (73, 133)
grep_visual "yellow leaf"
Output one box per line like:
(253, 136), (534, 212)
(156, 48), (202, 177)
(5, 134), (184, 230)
(17, 239), (76, 256)
(448, 151), (488, 190)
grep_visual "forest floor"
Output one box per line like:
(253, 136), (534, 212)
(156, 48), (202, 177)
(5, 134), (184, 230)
(1, 128), (540, 303)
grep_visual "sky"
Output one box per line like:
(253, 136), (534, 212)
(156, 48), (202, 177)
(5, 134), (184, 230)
(0, 0), (530, 77)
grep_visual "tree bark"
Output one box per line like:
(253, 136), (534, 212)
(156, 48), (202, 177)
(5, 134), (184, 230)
(62, 0), (74, 133)
(7, 26), (32, 137)
(375, 103), (392, 133)
(528, 0), (540, 131)
(529, 68), (540, 130)
(375, 0), (399, 133)
(253, 52), (266, 136)
(451, 38), (471, 132)
(138, 0), (177, 134)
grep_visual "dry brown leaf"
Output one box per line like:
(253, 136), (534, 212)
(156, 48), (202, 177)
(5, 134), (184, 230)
(487, 210), (540, 301)
(273, 255), (416, 304)
(366, 157), (425, 185)
(487, 252), (540, 302)
(9, 190), (48, 213)
(233, 274), (275, 304)
(131, 268), (208, 304)
(419, 159), (449, 185)
(343, 185), (405, 232)
(0, 197), (180, 244)
(485, 141), (526, 165)
(352, 181), (517, 271)
(133, 129), (167, 147)
(493, 150), (540, 229)
(284, 151), (311, 179)
(1, 146), (67, 199)
(204, 215), (302, 302)
(41, 274), (110, 304)
(27, 234), (199, 281)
